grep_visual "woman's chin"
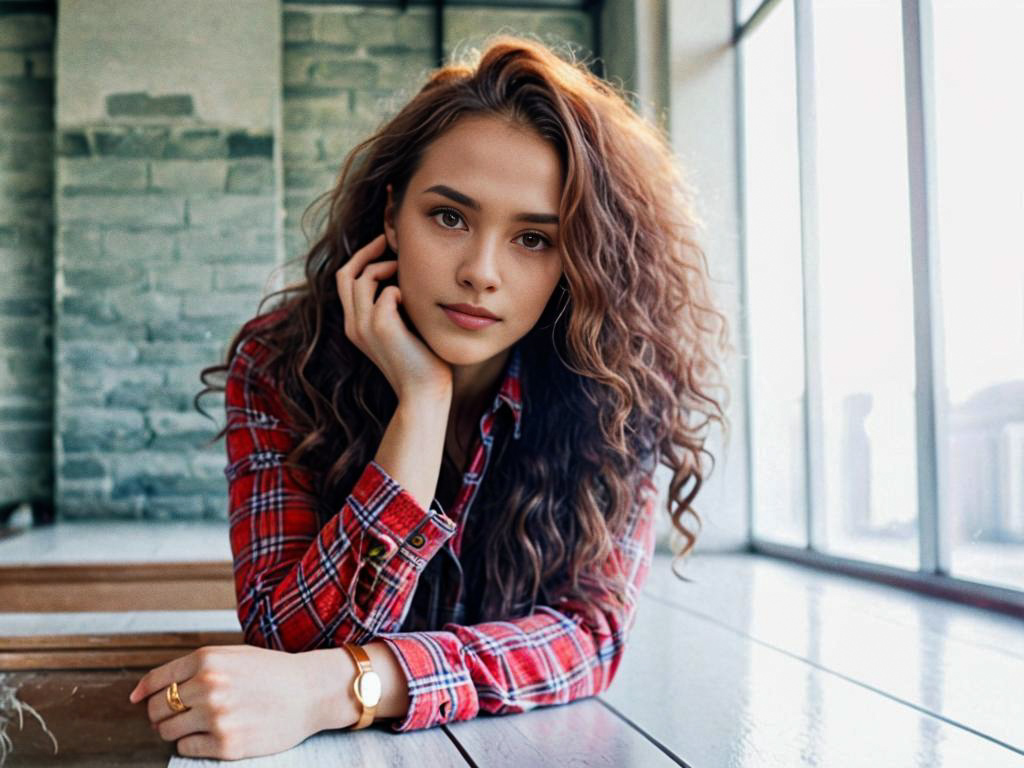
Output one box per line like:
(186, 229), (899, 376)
(428, 342), (491, 368)
(423, 331), (500, 367)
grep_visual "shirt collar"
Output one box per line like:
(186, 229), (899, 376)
(488, 343), (523, 440)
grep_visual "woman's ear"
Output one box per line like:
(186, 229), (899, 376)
(383, 183), (399, 254)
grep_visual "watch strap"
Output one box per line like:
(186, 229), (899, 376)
(342, 643), (378, 729)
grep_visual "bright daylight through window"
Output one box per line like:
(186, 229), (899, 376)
(739, 0), (1024, 595)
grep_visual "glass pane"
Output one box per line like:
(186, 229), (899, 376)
(812, 0), (919, 569)
(932, 0), (1024, 592)
(742, 0), (808, 546)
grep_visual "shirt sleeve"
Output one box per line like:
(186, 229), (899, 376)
(375, 468), (660, 732)
(224, 332), (457, 651)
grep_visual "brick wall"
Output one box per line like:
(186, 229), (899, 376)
(0, 6), (55, 520)
(52, 0), (282, 520)
(2, 1), (595, 523)
(54, 119), (278, 519)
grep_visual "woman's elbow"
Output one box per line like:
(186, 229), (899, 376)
(592, 608), (639, 693)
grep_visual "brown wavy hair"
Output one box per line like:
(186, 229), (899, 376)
(196, 34), (733, 625)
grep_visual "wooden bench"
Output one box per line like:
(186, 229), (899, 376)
(0, 521), (240, 765)
(0, 521), (235, 613)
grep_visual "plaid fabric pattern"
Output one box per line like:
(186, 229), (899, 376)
(224, 315), (659, 732)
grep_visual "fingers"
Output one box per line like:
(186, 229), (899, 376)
(152, 705), (206, 742)
(352, 259), (398, 333)
(336, 233), (391, 339)
(175, 733), (234, 761)
(129, 651), (199, 707)
(147, 673), (203, 725)
(336, 233), (388, 282)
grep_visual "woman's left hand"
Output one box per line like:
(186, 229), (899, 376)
(128, 644), (353, 760)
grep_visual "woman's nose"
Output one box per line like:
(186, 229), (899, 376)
(456, 238), (501, 291)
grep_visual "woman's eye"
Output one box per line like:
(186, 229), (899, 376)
(431, 207), (465, 229)
(429, 207), (551, 251)
(516, 232), (552, 251)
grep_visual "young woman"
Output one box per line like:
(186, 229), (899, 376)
(127, 34), (731, 761)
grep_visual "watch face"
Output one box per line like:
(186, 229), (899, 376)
(355, 670), (382, 707)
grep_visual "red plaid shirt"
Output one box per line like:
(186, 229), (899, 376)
(224, 313), (659, 732)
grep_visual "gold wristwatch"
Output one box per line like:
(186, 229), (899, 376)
(342, 643), (382, 729)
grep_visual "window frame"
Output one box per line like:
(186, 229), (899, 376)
(733, 0), (1024, 618)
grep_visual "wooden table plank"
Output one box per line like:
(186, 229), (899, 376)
(0, 611), (244, 671)
(602, 579), (1024, 767)
(0, 610), (240, 637)
(646, 553), (1024, 659)
(442, 696), (681, 767)
(0, 668), (178, 767)
(641, 552), (1024, 751)
(168, 724), (468, 767)
(1, 660), (465, 767)
(0, 521), (231, 565)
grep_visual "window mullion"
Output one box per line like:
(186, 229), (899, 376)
(901, 0), (950, 576)
(793, 0), (826, 552)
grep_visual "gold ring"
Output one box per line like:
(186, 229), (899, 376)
(166, 681), (189, 713)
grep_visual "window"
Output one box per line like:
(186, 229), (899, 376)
(811, 1), (918, 569)
(737, 0), (1024, 605)
(931, 0), (1024, 591)
(742, 0), (807, 548)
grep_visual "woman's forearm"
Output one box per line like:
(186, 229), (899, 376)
(374, 391), (452, 512)
(299, 376), (449, 732)
(302, 641), (411, 732)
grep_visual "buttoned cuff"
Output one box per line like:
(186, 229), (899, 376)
(342, 460), (456, 569)
(375, 631), (476, 732)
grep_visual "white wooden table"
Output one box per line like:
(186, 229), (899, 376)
(3, 550), (1022, 766)
(177, 552), (1024, 767)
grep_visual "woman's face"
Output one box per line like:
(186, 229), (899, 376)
(383, 114), (565, 367)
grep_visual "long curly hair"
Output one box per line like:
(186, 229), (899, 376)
(196, 34), (733, 624)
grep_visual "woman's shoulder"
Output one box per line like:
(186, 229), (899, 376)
(228, 305), (292, 391)
(239, 305), (289, 345)
(235, 306), (290, 360)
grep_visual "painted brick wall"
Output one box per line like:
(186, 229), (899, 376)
(54, 121), (278, 519)
(0, 7), (55, 520)
(52, 0), (282, 521)
(2, 2), (595, 523)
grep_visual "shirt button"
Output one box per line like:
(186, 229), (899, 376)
(409, 533), (426, 549)
(367, 543), (387, 561)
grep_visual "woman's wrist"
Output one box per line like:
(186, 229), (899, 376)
(299, 641), (411, 734)
(374, 393), (450, 512)
(299, 646), (360, 733)
(362, 640), (411, 720)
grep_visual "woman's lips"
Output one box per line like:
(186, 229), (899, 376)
(440, 305), (500, 330)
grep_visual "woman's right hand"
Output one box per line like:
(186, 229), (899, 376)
(336, 233), (453, 402)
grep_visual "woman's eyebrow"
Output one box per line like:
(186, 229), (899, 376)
(422, 184), (560, 225)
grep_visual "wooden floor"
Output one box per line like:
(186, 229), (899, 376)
(2, 551), (1022, 766)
